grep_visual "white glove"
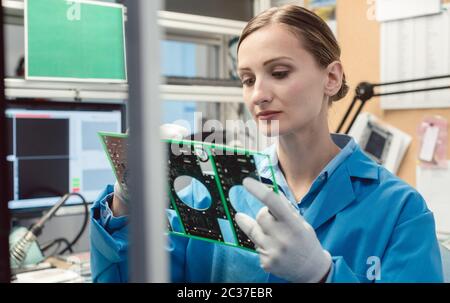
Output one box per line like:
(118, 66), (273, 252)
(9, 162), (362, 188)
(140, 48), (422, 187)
(160, 123), (190, 140)
(113, 124), (190, 205)
(114, 180), (129, 205)
(235, 177), (332, 283)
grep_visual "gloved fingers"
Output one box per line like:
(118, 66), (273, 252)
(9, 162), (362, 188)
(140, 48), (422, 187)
(114, 180), (129, 205)
(160, 123), (189, 140)
(255, 246), (269, 257)
(235, 212), (267, 250)
(259, 253), (278, 273)
(243, 177), (296, 222)
(301, 220), (314, 233)
(277, 188), (301, 215)
(255, 206), (280, 236)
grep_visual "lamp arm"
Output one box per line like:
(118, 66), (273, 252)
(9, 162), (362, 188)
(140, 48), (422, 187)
(336, 74), (450, 134)
(336, 82), (374, 134)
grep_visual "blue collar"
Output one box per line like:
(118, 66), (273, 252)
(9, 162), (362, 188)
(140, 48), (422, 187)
(255, 134), (380, 229)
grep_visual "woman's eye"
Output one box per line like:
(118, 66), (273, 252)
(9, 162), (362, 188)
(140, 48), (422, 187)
(272, 71), (289, 79)
(242, 78), (255, 86)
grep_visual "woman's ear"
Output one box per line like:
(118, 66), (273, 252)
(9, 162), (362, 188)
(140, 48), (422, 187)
(324, 61), (344, 98)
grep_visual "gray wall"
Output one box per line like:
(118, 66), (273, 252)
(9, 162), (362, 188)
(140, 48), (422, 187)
(4, 24), (24, 77)
(165, 0), (254, 21)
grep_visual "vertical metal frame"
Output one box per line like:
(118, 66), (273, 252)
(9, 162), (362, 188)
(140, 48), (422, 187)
(0, 1), (12, 283)
(125, 0), (168, 282)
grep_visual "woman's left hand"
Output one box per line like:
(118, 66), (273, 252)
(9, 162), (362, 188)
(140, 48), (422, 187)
(235, 177), (332, 283)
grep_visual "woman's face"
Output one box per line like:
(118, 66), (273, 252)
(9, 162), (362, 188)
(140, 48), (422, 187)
(237, 23), (331, 137)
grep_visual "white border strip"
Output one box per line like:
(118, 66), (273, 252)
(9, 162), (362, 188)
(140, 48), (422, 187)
(160, 84), (243, 103)
(5, 78), (128, 99)
(158, 10), (246, 36)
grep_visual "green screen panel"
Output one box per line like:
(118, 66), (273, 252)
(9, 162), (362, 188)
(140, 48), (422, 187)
(26, 0), (126, 82)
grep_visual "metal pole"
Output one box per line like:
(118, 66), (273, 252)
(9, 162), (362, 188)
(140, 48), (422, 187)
(125, 0), (168, 282)
(0, 1), (12, 283)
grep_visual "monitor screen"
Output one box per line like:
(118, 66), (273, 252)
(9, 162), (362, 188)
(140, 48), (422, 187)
(365, 130), (386, 161)
(6, 103), (123, 211)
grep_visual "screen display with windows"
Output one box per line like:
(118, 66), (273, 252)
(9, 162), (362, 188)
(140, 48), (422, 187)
(365, 131), (386, 160)
(6, 105), (122, 211)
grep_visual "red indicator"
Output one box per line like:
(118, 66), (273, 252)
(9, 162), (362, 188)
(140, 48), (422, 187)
(14, 114), (52, 119)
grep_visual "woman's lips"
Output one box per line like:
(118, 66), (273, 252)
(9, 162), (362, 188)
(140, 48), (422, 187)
(256, 111), (282, 120)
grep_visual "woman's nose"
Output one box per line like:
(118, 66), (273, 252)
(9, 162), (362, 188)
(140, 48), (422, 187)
(250, 79), (273, 106)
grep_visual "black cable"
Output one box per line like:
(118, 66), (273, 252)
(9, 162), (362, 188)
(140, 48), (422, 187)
(41, 239), (65, 257)
(58, 193), (89, 255)
(10, 193), (88, 268)
(41, 238), (72, 254)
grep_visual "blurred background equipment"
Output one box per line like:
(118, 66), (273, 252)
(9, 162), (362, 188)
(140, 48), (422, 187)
(9, 192), (87, 269)
(336, 75), (450, 135)
(375, 0), (441, 22)
(417, 116), (448, 169)
(348, 112), (411, 174)
(5, 101), (124, 212)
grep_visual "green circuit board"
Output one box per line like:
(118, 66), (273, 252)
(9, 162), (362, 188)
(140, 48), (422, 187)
(98, 131), (279, 252)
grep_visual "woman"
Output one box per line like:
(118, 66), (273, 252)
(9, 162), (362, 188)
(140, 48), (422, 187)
(90, 5), (443, 282)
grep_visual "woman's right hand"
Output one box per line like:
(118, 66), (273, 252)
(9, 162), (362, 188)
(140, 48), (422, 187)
(112, 181), (129, 216)
(111, 124), (189, 216)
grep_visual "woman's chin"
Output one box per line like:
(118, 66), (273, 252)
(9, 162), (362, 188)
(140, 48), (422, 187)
(257, 120), (282, 136)
(257, 124), (285, 137)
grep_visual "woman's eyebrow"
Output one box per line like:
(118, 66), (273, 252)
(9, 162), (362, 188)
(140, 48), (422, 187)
(263, 56), (294, 66)
(238, 56), (294, 72)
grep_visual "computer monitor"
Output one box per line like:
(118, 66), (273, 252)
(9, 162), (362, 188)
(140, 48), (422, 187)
(5, 101), (125, 214)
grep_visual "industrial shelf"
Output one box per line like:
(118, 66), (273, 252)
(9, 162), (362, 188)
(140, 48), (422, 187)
(2, 0), (244, 103)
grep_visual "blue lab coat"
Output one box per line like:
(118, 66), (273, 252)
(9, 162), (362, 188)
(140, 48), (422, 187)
(90, 134), (443, 282)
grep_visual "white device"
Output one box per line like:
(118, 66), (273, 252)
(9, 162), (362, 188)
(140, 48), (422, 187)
(348, 112), (411, 174)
